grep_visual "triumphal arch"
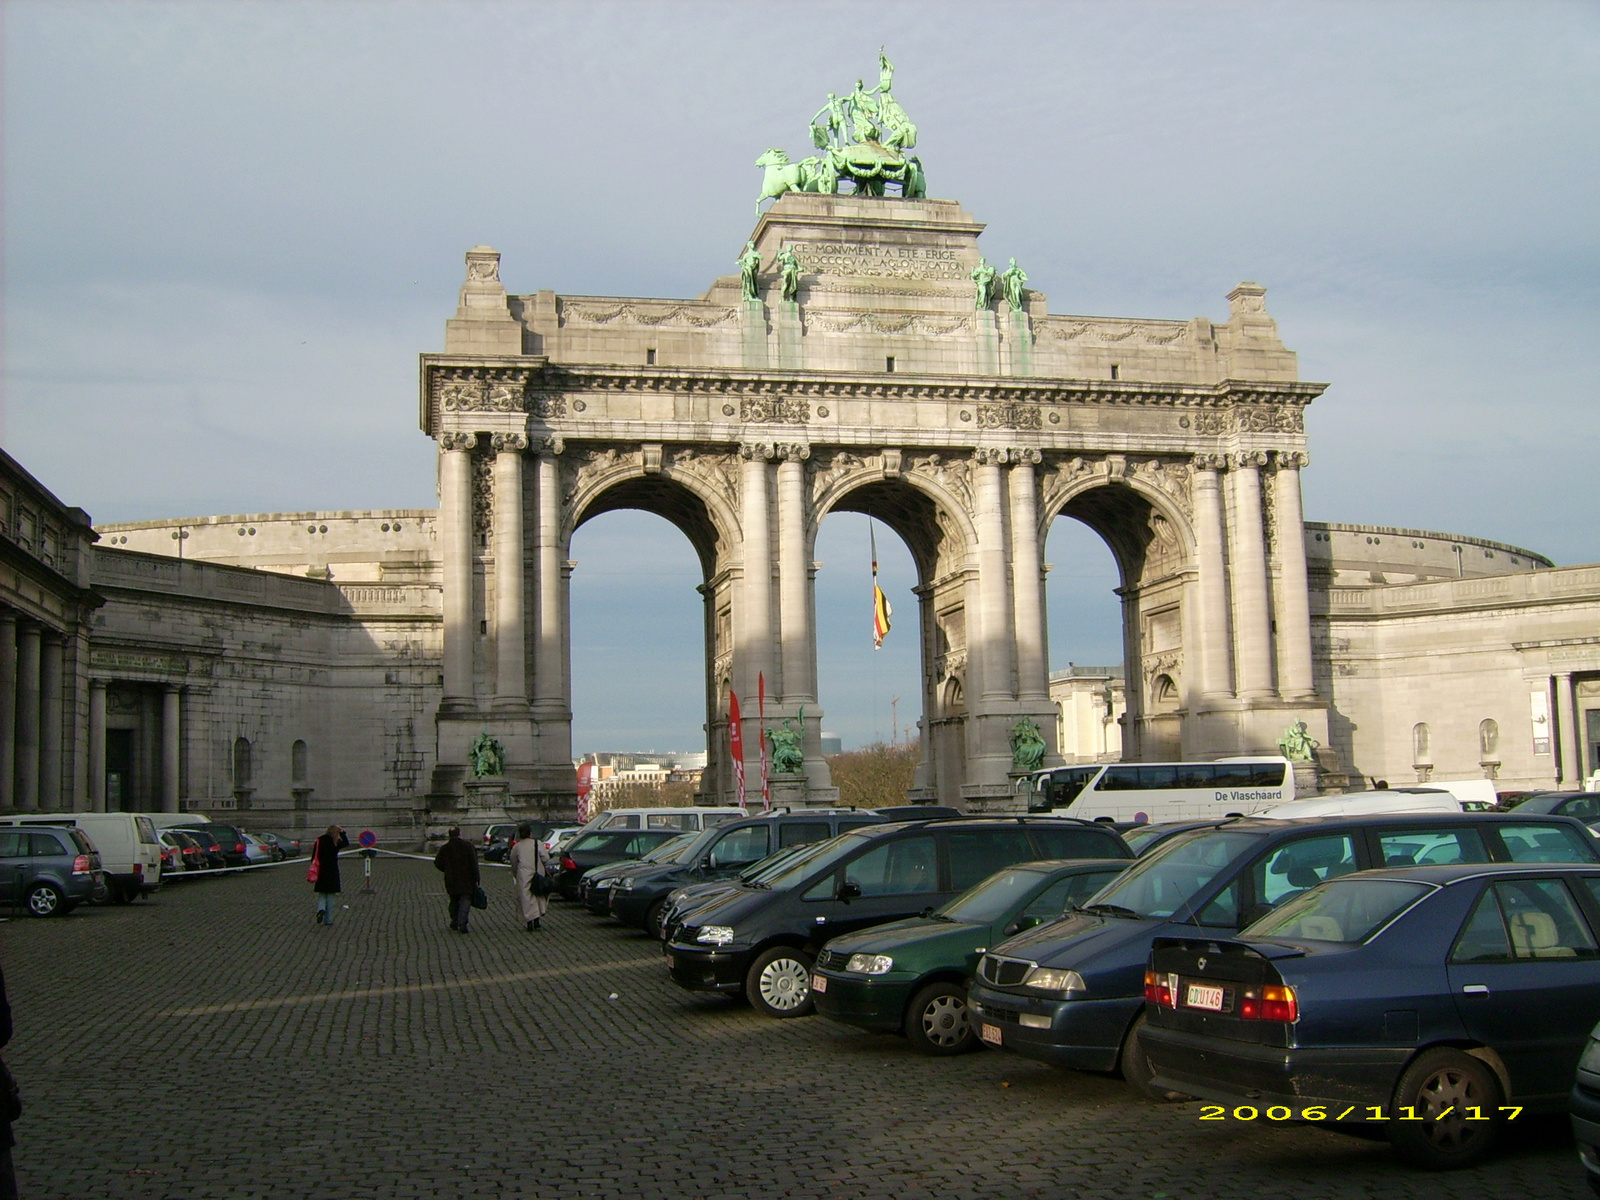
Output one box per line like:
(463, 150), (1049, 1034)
(420, 57), (1327, 811)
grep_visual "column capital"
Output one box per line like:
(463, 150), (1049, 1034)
(1008, 447), (1043, 466)
(491, 432), (528, 453)
(739, 441), (778, 462)
(1230, 450), (1269, 470)
(776, 442), (811, 463)
(1191, 452), (1228, 473)
(1274, 450), (1310, 470)
(537, 435), (565, 456)
(89, 677), (108, 690)
(971, 446), (1009, 466)
(439, 432), (477, 452)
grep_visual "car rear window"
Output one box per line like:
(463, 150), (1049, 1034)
(778, 822), (830, 848)
(70, 830), (96, 855)
(1377, 829), (1488, 867)
(1246, 878), (1433, 943)
(947, 828), (1037, 891)
(135, 816), (158, 844)
(1031, 825), (1129, 861)
(1453, 879), (1600, 962)
(28, 832), (67, 857)
(1496, 823), (1597, 863)
(569, 831), (627, 854)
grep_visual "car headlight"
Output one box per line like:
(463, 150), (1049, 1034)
(1022, 967), (1086, 995)
(617, 878), (633, 891)
(845, 954), (894, 975)
(696, 926), (735, 946)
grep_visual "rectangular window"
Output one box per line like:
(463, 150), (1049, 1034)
(1173, 764), (1216, 789)
(28, 833), (65, 857)
(1109, 364), (1120, 380)
(708, 825), (769, 868)
(646, 348), (656, 365)
(947, 829), (1036, 891)
(1211, 763), (1257, 789)
(0, 831), (26, 859)
(1497, 823), (1596, 864)
(1378, 829), (1489, 868)
(1497, 879), (1598, 958)
(885, 355), (896, 372)
(1096, 766), (1143, 791)
(1031, 826), (1124, 862)
(1251, 834), (1358, 910)
(1136, 766), (1179, 790)
(777, 822), (830, 848)
(843, 835), (938, 897)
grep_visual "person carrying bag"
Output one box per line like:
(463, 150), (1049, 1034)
(510, 822), (552, 932)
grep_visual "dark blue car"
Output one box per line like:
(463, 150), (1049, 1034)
(1142, 862), (1600, 1169)
(967, 813), (1599, 1096)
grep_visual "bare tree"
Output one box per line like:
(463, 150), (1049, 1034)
(825, 740), (920, 808)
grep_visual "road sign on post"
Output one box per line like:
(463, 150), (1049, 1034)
(358, 830), (377, 892)
(358, 830), (377, 848)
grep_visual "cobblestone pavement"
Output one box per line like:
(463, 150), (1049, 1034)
(1, 855), (1587, 1199)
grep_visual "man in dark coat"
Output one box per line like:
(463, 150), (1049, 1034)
(433, 827), (480, 933)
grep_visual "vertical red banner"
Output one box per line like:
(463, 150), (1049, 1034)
(728, 689), (746, 807)
(576, 761), (594, 822)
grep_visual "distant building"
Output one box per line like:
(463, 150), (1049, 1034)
(820, 732), (843, 756)
(1050, 666), (1124, 764)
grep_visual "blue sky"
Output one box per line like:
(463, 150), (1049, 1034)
(4, 1), (1596, 752)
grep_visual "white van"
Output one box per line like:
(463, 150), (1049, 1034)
(589, 806), (746, 832)
(145, 812), (210, 831)
(0, 812), (162, 902)
(1019, 758), (1295, 823)
(1257, 787), (1462, 820)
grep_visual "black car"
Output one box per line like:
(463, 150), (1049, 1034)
(967, 812), (1600, 1095)
(555, 828), (681, 900)
(581, 832), (699, 914)
(666, 817), (1133, 1018)
(1119, 820), (1231, 857)
(200, 824), (250, 868)
(1571, 1019), (1600, 1192)
(1517, 792), (1600, 822)
(610, 810), (889, 936)
(1144, 862), (1600, 1169)
(183, 827), (228, 871)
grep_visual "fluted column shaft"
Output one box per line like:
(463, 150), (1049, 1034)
(40, 635), (62, 809)
(1556, 672), (1581, 785)
(89, 680), (107, 811)
(161, 684), (180, 813)
(0, 615), (15, 810)
(1227, 453), (1276, 699)
(1008, 455), (1047, 702)
(439, 436), (476, 708)
(492, 435), (528, 708)
(776, 453), (812, 705)
(1191, 458), (1235, 698)
(740, 451), (774, 704)
(1272, 453), (1315, 700)
(974, 454), (1016, 701)
(15, 624), (40, 809)
(534, 451), (565, 716)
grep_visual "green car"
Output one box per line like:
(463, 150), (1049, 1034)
(812, 859), (1128, 1055)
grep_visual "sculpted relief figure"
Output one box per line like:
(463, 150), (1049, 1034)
(768, 715), (805, 775)
(1001, 258), (1028, 312)
(776, 245), (802, 302)
(971, 257), (997, 309)
(469, 730), (506, 778)
(1277, 720), (1319, 763)
(738, 241), (762, 300)
(1009, 717), (1047, 774)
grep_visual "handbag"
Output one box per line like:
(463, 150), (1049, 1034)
(471, 885), (489, 910)
(531, 872), (553, 898)
(306, 854), (320, 885)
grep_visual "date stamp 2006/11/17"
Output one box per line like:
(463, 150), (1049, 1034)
(1199, 1105), (1522, 1122)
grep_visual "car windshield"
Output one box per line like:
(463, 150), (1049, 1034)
(1082, 829), (1263, 919)
(737, 842), (821, 882)
(937, 867), (1052, 925)
(1510, 794), (1566, 815)
(1121, 824), (1185, 855)
(756, 832), (874, 891)
(1244, 878), (1435, 943)
(568, 832), (618, 853)
(642, 833), (699, 864)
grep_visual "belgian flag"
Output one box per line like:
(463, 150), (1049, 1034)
(871, 522), (892, 650)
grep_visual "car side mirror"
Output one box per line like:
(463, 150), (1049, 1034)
(699, 855), (713, 870)
(837, 881), (862, 902)
(1004, 916), (1038, 937)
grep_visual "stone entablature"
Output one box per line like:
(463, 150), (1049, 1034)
(1305, 520), (1552, 588)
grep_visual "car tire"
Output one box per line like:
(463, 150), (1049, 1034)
(745, 946), (815, 1019)
(1119, 1013), (1190, 1102)
(643, 899), (667, 939)
(25, 883), (65, 918)
(904, 981), (975, 1055)
(112, 882), (137, 905)
(1386, 1048), (1502, 1170)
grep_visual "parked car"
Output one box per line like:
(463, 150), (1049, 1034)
(660, 840), (842, 944)
(1143, 861), (1600, 1169)
(1570, 1019), (1600, 1192)
(1119, 820), (1230, 858)
(0, 826), (104, 916)
(1516, 792), (1600, 822)
(555, 828), (683, 900)
(589, 807), (747, 833)
(1, 812), (162, 902)
(257, 831), (302, 858)
(241, 833), (279, 865)
(667, 817), (1133, 1018)
(814, 858), (1129, 1054)
(170, 830), (211, 872)
(967, 812), (1600, 1095)
(581, 832), (700, 915)
(199, 824), (250, 868)
(611, 810), (889, 936)
(183, 827), (228, 871)
(157, 830), (191, 875)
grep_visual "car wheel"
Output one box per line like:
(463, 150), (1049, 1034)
(112, 882), (136, 905)
(1119, 1013), (1189, 1102)
(1386, 1048), (1502, 1169)
(905, 981), (975, 1055)
(643, 899), (667, 939)
(25, 883), (65, 918)
(745, 947), (815, 1018)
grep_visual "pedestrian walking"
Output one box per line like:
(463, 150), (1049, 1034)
(510, 822), (551, 932)
(433, 826), (480, 933)
(309, 825), (350, 926)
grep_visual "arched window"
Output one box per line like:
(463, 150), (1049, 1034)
(1412, 722), (1431, 764)
(292, 740), (309, 784)
(1151, 675), (1180, 714)
(1478, 719), (1500, 759)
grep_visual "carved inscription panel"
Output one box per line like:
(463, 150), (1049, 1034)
(790, 242), (965, 281)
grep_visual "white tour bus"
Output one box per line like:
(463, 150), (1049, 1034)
(1018, 758), (1295, 823)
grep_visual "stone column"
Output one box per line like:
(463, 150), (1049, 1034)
(492, 433), (529, 709)
(439, 433), (477, 710)
(973, 450), (1016, 701)
(1008, 451), (1048, 703)
(39, 635), (62, 809)
(739, 444), (775, 705)
(88, 679), (107, 811)
(0, 614), (15, 810)
(1191, 456), (1235, 698)
(161, 684), (181, 813)
(534, 446), (565, 723)
(776, 446), (811, 706)
(1556, 672), (1581, 785)
(1227, 452), (1276, 700)
(1272, 452), (1315, 700)
(15, 623), (40, 809)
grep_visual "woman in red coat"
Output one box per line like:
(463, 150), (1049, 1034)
(310, 825), (349, 925)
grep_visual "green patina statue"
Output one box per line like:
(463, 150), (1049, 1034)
(768, 713), (805, 775)
(971, 257), (997, 309)
(469, 730), (506, 779)
(776, 245), (802, 302)
(1001, 258), (1028, 312)
(1009, 717), (1047, 774)
(1278, 720), (1319, 763)
(737, 241), (762, 300)
(759, 49), (926, 211)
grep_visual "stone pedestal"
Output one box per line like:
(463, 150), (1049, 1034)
(425, 777), (513, 848)
(768, 774), (807, 811)
(964, 776), (1028, 815)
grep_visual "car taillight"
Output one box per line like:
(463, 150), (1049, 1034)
(1238, 984), (1298, 1023)
(235, 843), (245, 854)
(562, 856), (578, 872)
(1143, 970), (1174, 1008)
(71, 854), (91, 875)
(133, 863), (144, 876)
